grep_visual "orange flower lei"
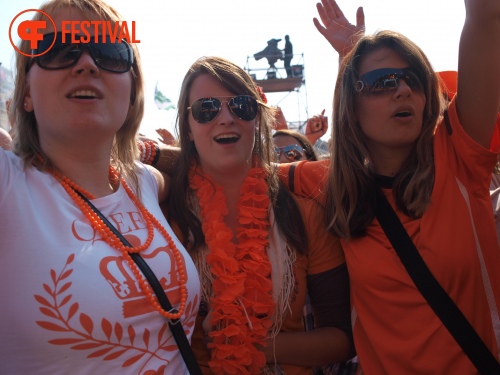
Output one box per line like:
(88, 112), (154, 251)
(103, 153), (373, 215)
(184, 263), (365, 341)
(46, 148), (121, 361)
(189, 164), (275, 375)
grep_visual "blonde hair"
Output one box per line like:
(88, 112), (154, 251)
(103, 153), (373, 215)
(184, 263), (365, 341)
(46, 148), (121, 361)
(325, 30), (443, 239)
(10, 0), (144, 189)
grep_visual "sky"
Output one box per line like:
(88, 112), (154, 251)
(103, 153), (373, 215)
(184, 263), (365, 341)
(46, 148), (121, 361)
(0, 0), (465, 141)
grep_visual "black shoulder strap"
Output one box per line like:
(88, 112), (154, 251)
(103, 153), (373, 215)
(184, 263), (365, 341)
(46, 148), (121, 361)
(76, 191), (202, 375)
(375, 191), (500, 374)
(288, 162), (297, 193)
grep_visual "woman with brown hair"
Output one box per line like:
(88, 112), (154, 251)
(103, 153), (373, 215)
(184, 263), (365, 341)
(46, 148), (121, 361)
(166, 56), (354, 374)
(281, 0), (500, 373)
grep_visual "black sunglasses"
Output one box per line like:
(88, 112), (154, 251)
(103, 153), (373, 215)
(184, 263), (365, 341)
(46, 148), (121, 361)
(26, 32), (134, 73)
(187, 95), (258, 124)
(356, 67), (424, 95)
(275, 144), (306, 161)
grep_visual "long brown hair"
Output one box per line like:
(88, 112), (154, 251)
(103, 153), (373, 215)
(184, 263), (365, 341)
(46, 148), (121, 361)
(325, 30), (443, 239)
(10, 0), (144, 190)
(167, 56), (308, 254)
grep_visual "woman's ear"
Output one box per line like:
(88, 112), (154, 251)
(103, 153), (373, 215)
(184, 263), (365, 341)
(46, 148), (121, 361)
(24, 90), (34, 112)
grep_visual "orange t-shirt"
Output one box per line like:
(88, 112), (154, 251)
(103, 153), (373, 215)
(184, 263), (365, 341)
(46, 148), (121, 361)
(278, 159), (330, 205)
(279, 99), (500, 374)
(189, 196), (346, 375)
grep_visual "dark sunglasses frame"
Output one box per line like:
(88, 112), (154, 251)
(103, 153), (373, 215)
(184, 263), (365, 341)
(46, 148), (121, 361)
(275, 144), (306, 161)
(187, 95), (258, 124)
(26, 32), (134, 73)
(355, 67), (424, 95)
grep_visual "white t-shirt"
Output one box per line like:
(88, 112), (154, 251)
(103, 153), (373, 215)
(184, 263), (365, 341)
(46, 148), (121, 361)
(0, 149), (200, 375)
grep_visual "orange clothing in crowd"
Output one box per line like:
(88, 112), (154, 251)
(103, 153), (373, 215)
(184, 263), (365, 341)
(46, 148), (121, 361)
(188, 196), (347, 375)
(278, 159), (330, 205)
(278, 99), (500, 374)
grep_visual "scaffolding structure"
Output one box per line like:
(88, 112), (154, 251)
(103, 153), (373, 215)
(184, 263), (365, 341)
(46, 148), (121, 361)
(245, 53), (309, 131)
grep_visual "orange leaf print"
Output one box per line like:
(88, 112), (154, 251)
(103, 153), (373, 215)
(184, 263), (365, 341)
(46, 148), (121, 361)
(59, 294), (72, 308)
(34, 295), (54, 309)
(143, 328), (150, 349)
(115, 322), (123, 342)
(122, 353), (146, 367)
(87, 346), (114, 358)
(60, 269), (73, 280)
(71, 342), (104, 350)
(67, 302), (79, 320)
(101, 318), (112, 340)
(80, 313), (94, 335)
(35, 252), (189, 370)
(50, 269), (57, 284)
(36, 321), (69, 332)
(163, 345), (179, 352)
(43, 283), (52, 295)
(103, 348), (127, 360)
(57, 282), (72, 295)
(145, 366), (166, 375)
(39, 306), (58, 319)
(128, 325), (136, 346)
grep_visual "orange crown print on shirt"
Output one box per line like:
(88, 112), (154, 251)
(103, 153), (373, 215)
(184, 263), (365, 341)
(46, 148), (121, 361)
(100, 235), (184, 319)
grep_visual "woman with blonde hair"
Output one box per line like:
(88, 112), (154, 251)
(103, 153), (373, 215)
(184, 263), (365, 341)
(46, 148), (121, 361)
(0, 0), (200, 373)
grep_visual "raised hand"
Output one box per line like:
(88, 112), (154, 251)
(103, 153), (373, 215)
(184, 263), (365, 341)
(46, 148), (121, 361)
(155, 128), (177, 146)
(305, 109), (328, 144)
(313, 0), (365, 59)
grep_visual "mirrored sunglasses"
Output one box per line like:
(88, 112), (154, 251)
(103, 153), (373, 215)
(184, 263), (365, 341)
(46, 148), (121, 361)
(356, 67), (424, 95)
(275, 144), (306, 161)
(27, 32), (134, 73)
(187, 95), (258, 124)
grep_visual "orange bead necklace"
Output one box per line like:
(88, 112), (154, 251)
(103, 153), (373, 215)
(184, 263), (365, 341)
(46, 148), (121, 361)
(49, 165), (188, 320)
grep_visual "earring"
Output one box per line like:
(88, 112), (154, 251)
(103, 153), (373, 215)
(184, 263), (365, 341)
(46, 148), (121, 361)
(24, 102), (27, 108)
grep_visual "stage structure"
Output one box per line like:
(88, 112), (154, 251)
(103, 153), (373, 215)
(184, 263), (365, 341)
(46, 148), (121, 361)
(245, 52), (309, 132)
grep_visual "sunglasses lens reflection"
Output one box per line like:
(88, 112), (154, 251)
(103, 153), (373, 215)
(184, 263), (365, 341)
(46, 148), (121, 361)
(229, 96), (258, 121)
(275, 145), (304, 161)
(359, 68), (423, 95)
(192, 98), (222, 123)
(191, 95), (258, 124)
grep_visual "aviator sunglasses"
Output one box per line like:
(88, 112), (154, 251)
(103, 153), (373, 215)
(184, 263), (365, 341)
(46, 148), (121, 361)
(355, 67), (424, 95)
(188, 95), (258, 124)
(26, 32), (134, 73)
(275, 144), (306, 161)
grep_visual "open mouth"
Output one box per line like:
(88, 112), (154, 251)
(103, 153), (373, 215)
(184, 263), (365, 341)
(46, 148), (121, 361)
(68, 90), (98, 99)
(214, 134), (240, 144)
(394, 111), (412, 118)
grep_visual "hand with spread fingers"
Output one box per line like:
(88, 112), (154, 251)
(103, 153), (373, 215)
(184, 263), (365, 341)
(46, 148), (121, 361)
(313, 0), (365, 59)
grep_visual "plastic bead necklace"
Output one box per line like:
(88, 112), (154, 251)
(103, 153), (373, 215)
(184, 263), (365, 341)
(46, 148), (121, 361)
(49, 165), (188, 320)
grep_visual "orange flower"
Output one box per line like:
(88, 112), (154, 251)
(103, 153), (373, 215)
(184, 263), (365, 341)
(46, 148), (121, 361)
(189, 163), (275, 375)
(256, 85), (268, 104)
